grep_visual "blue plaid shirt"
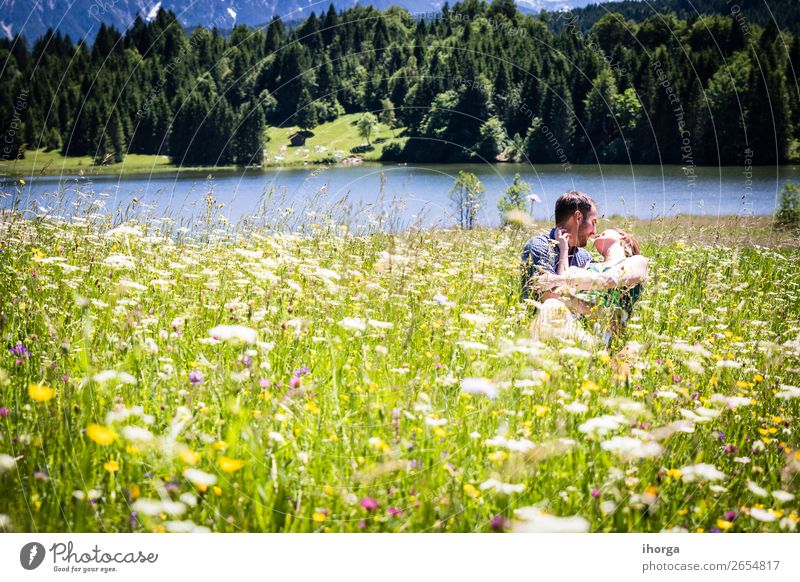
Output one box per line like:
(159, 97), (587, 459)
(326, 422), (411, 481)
(521, 228), (592, 300)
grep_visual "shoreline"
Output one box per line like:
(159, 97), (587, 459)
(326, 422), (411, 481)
(2, 154), (799, 180)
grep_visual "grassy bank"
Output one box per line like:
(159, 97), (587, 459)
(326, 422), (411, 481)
(263, 114), (404, 164)
(0, 149), (177, 178)
(0, 115), (405, 178)
(0, 206), (798, 533)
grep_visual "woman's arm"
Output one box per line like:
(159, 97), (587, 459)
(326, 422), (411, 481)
(537, 256), (649, 293)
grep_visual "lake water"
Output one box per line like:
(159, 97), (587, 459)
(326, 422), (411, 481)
(3, 162), (799, 231)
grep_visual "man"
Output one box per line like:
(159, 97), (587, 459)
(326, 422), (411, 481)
(521, 191), (598, 302)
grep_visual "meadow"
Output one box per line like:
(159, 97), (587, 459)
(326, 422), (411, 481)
(0, 190), (799, 533)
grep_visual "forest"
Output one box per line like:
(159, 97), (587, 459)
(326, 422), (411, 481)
(1, 0), (798, 167)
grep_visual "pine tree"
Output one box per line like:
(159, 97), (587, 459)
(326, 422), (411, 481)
(295, 86), (318, 130)
(265, 17), (285, 54)
(233, 100), (267, 166)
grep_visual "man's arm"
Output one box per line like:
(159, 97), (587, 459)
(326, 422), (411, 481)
(521, 237), (556, 300)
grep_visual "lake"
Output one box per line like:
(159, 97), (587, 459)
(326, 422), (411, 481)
(3, 162), (799, 231)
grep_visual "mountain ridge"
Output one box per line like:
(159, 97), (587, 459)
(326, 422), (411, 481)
(0, 0), (606, 42)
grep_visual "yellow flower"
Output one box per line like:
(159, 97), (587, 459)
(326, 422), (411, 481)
(28, 383), (55, 403)
(323, 485), (334, 496)
(312, 512), (326, 523)
(581, 380), (600, 392)
(218, 456), (245, 473)
(180, 450), (200, 465)
(463, 484), (480, 499)
(488, 451), (508, 464)
(666, 468), (683, 479)
(130, 484), (141, 500)
(212, 486), (222, 496)
(213, 441), (228, 451)
(87, 424), (117, 446)
(103, 460), (120, 473)
(715, 519), (733, 530)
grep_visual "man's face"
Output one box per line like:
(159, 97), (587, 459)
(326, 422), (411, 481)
(575, 205), (598, 247)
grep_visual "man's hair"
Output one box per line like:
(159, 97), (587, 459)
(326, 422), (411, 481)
(614, 228), (641, 257)
(555, 191), (596, 225)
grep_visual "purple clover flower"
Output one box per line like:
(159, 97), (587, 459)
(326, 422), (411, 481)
(188, 371), (203, 385)
(0, 407), (10, 418)
(293, 365), (310, 378)
(360, 497), (379, 511)
(10, 343), (29, 357)
(387, 507), (403, 517)
(490, 515), (507, 532)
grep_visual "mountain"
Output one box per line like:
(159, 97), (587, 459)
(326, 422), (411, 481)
(0, 0), (619, 43)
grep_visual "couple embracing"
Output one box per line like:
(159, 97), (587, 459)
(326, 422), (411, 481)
(521, 191), (648, 349)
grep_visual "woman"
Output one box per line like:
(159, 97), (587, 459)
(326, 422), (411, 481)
(532, 228), (648, 348)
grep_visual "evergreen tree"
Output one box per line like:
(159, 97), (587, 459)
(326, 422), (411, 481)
(295, 86), (319, 130)
(265, 17), (285, 54)
(233, 99), (267, 166)
(746, 23), (792, 163)
(581, 67), (618, 162)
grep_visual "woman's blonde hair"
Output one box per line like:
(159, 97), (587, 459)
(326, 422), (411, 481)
(614, 229), (640, 257)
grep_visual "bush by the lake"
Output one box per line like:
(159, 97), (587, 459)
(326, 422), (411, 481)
(449, 171), (485, 230)
(0, 202), (799, 533)
(497, 173), (531, 223)
(775, 181), (800, 229)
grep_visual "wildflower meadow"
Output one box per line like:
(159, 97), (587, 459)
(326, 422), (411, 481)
(1, 198), (799, 534)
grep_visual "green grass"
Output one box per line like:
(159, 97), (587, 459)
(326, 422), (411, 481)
(263, 114), (405, 164)
(0, 206), (798, 533)
(0, 149), (176, 178)
(0, 115), (406, 178)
